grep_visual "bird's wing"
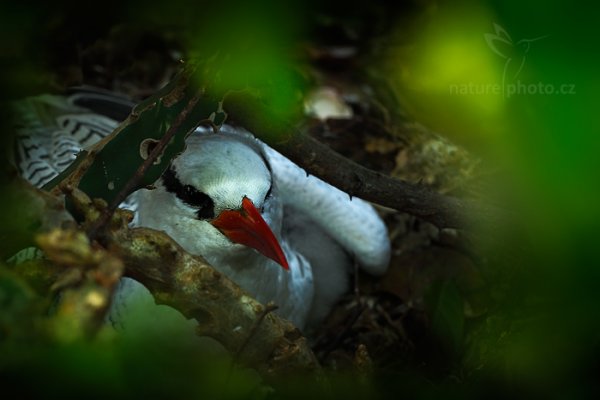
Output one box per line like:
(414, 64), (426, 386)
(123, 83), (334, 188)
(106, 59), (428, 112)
(258, 138), (391, 275)
(11, 92), (124, 187)
(11, 91), (138, 215)
(65, 86), (136, 121)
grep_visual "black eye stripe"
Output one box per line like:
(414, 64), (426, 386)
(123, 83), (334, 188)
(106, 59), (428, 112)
(162, 167), (215, 219)
(264, 183), (273, 201)
(260, 153), (273, 201)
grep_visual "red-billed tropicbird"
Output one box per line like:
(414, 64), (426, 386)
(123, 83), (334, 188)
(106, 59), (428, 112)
(12, 90), (390, 330)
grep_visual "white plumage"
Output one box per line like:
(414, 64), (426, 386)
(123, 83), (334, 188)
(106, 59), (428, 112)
(12, 91), (390, 330)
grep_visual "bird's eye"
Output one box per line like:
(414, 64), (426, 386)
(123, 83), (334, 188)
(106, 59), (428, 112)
(162, 167), (215, 219)
(195, 200), (215, 219)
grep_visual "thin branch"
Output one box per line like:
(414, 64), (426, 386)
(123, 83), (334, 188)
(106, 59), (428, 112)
(235, 302), (279, 360)
(275, 132), (478, 228)
(223, 93), (502, 230)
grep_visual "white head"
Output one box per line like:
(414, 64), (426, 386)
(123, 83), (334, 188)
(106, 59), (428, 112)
(172, 134), (272, 214)
(136, 131), (288, 269)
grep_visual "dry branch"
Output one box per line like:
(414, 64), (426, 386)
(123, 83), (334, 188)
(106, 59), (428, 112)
(224, 92), (501, 230)
(11, 172), (321, 378)
(110, 226), (319, 375)
(65, 187), (321, 377)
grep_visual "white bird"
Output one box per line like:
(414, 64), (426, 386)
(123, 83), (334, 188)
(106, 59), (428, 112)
(12, 89), (391, 330)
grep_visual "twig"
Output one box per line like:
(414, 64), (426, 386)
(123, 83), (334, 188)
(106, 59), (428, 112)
(223, 93), (502, 230)
(314, 302), (365, 360)
(235, 302), (279, 360)
(86, 89), (205, 240)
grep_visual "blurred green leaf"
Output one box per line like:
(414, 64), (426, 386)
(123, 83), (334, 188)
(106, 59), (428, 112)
(0, 267), (40, 331)
(0, 181), (47, 259)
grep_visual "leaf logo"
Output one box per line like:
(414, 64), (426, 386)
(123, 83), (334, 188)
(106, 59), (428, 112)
(485, 23), (547, 89)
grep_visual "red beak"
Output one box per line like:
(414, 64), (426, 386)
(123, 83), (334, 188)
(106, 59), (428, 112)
(210, 196), (289, 270)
